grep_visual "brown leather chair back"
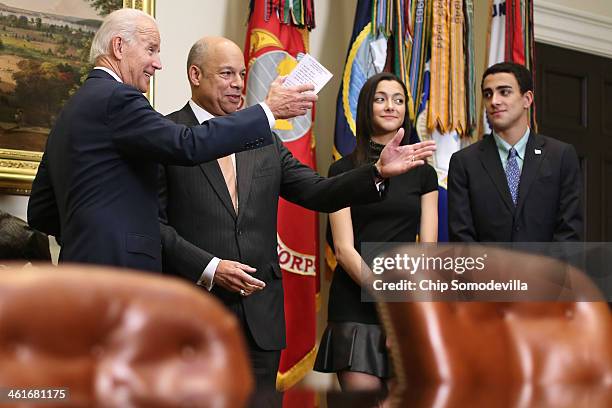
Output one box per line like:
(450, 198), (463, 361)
(381, 301), (612, 386)
(376, 246), (612, 407)
(0, 264), (253, 407)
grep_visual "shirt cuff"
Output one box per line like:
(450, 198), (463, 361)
(197, 257), (220, 291)
(259, 102), (276, 128)
(372, 164), (386, 196)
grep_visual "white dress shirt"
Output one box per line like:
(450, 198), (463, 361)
(93, 66), (122, 82)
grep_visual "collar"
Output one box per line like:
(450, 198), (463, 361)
(188, 100), (234, 164)
(93, 66), (122, 83)
(493, 127), (530, 159)
(188, 100), (214, 124)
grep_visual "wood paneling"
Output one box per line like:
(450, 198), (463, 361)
(536, 43), (612, 240)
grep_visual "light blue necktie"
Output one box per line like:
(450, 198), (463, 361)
(506, 147), (520, 205)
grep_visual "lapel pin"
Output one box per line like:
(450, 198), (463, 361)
(534, 149), (541, 155)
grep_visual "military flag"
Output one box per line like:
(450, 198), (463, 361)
(243, 1), (317, 404)
(332, 0), (380, 160)
(483, 0), (536, 133)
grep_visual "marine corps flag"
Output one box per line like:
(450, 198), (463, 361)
(243, 0), (317, 401)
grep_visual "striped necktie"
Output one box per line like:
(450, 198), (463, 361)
(217, 155), (238, 213)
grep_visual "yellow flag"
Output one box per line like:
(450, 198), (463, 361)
(428, 0), (450, 133)
(450, 0), (466, 135)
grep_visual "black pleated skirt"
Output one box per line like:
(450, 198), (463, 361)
(314, 321), (390, 378)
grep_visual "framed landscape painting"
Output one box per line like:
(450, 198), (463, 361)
(0, 0), (155, 194)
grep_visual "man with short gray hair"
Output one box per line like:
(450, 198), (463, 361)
(27, 8), (317, 272)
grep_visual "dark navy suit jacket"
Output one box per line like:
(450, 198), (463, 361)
(448, 132), (583, 242)
(28, 70), (272, 272)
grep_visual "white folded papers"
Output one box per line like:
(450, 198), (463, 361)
(283, 53), (333, 95)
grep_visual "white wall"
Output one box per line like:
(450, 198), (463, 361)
(154, 1), (249, 115)
(0, 195), (28, 220)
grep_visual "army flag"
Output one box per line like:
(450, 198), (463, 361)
(483, 0), (536, 133)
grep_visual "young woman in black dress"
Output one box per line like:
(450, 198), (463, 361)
(314, 72), (438, 391)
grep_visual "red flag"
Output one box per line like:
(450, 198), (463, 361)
(505, 0), (525, 64)
(244, 0), (317, 403)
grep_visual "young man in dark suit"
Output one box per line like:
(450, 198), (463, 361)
(27, 8), (317, 272)
(448, 62), (583, 242)
(159, 36), (436, 396)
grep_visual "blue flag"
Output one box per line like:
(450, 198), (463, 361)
(333, 0), (378, 159)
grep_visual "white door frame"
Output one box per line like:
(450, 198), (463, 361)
(534, 0), (612, 59)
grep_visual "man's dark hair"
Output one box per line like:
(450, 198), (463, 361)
(481, 62), (533, 94)
(351, 72), (411, 166)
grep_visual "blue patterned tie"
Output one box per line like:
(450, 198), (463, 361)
(506, 147), (520, 205)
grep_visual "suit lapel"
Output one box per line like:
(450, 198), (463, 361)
(236, 149), (256, 224)
(515, 132), (546, 214)
(181, 105), (236, 219)
(478, 134), (515, 212)
(176, 103), (199, 126)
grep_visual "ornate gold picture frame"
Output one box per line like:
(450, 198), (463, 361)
(0, 0), (155, 194)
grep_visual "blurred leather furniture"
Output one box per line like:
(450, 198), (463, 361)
(0, 264), (253, 407)
(375, 245), (612, 408)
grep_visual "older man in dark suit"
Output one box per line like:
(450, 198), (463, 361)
(27, 8), (316, 272)
(159, 36), (436, 395)
(448, 62), (583, 242)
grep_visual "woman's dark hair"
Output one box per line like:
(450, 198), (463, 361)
(351, 72), (411, 166)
